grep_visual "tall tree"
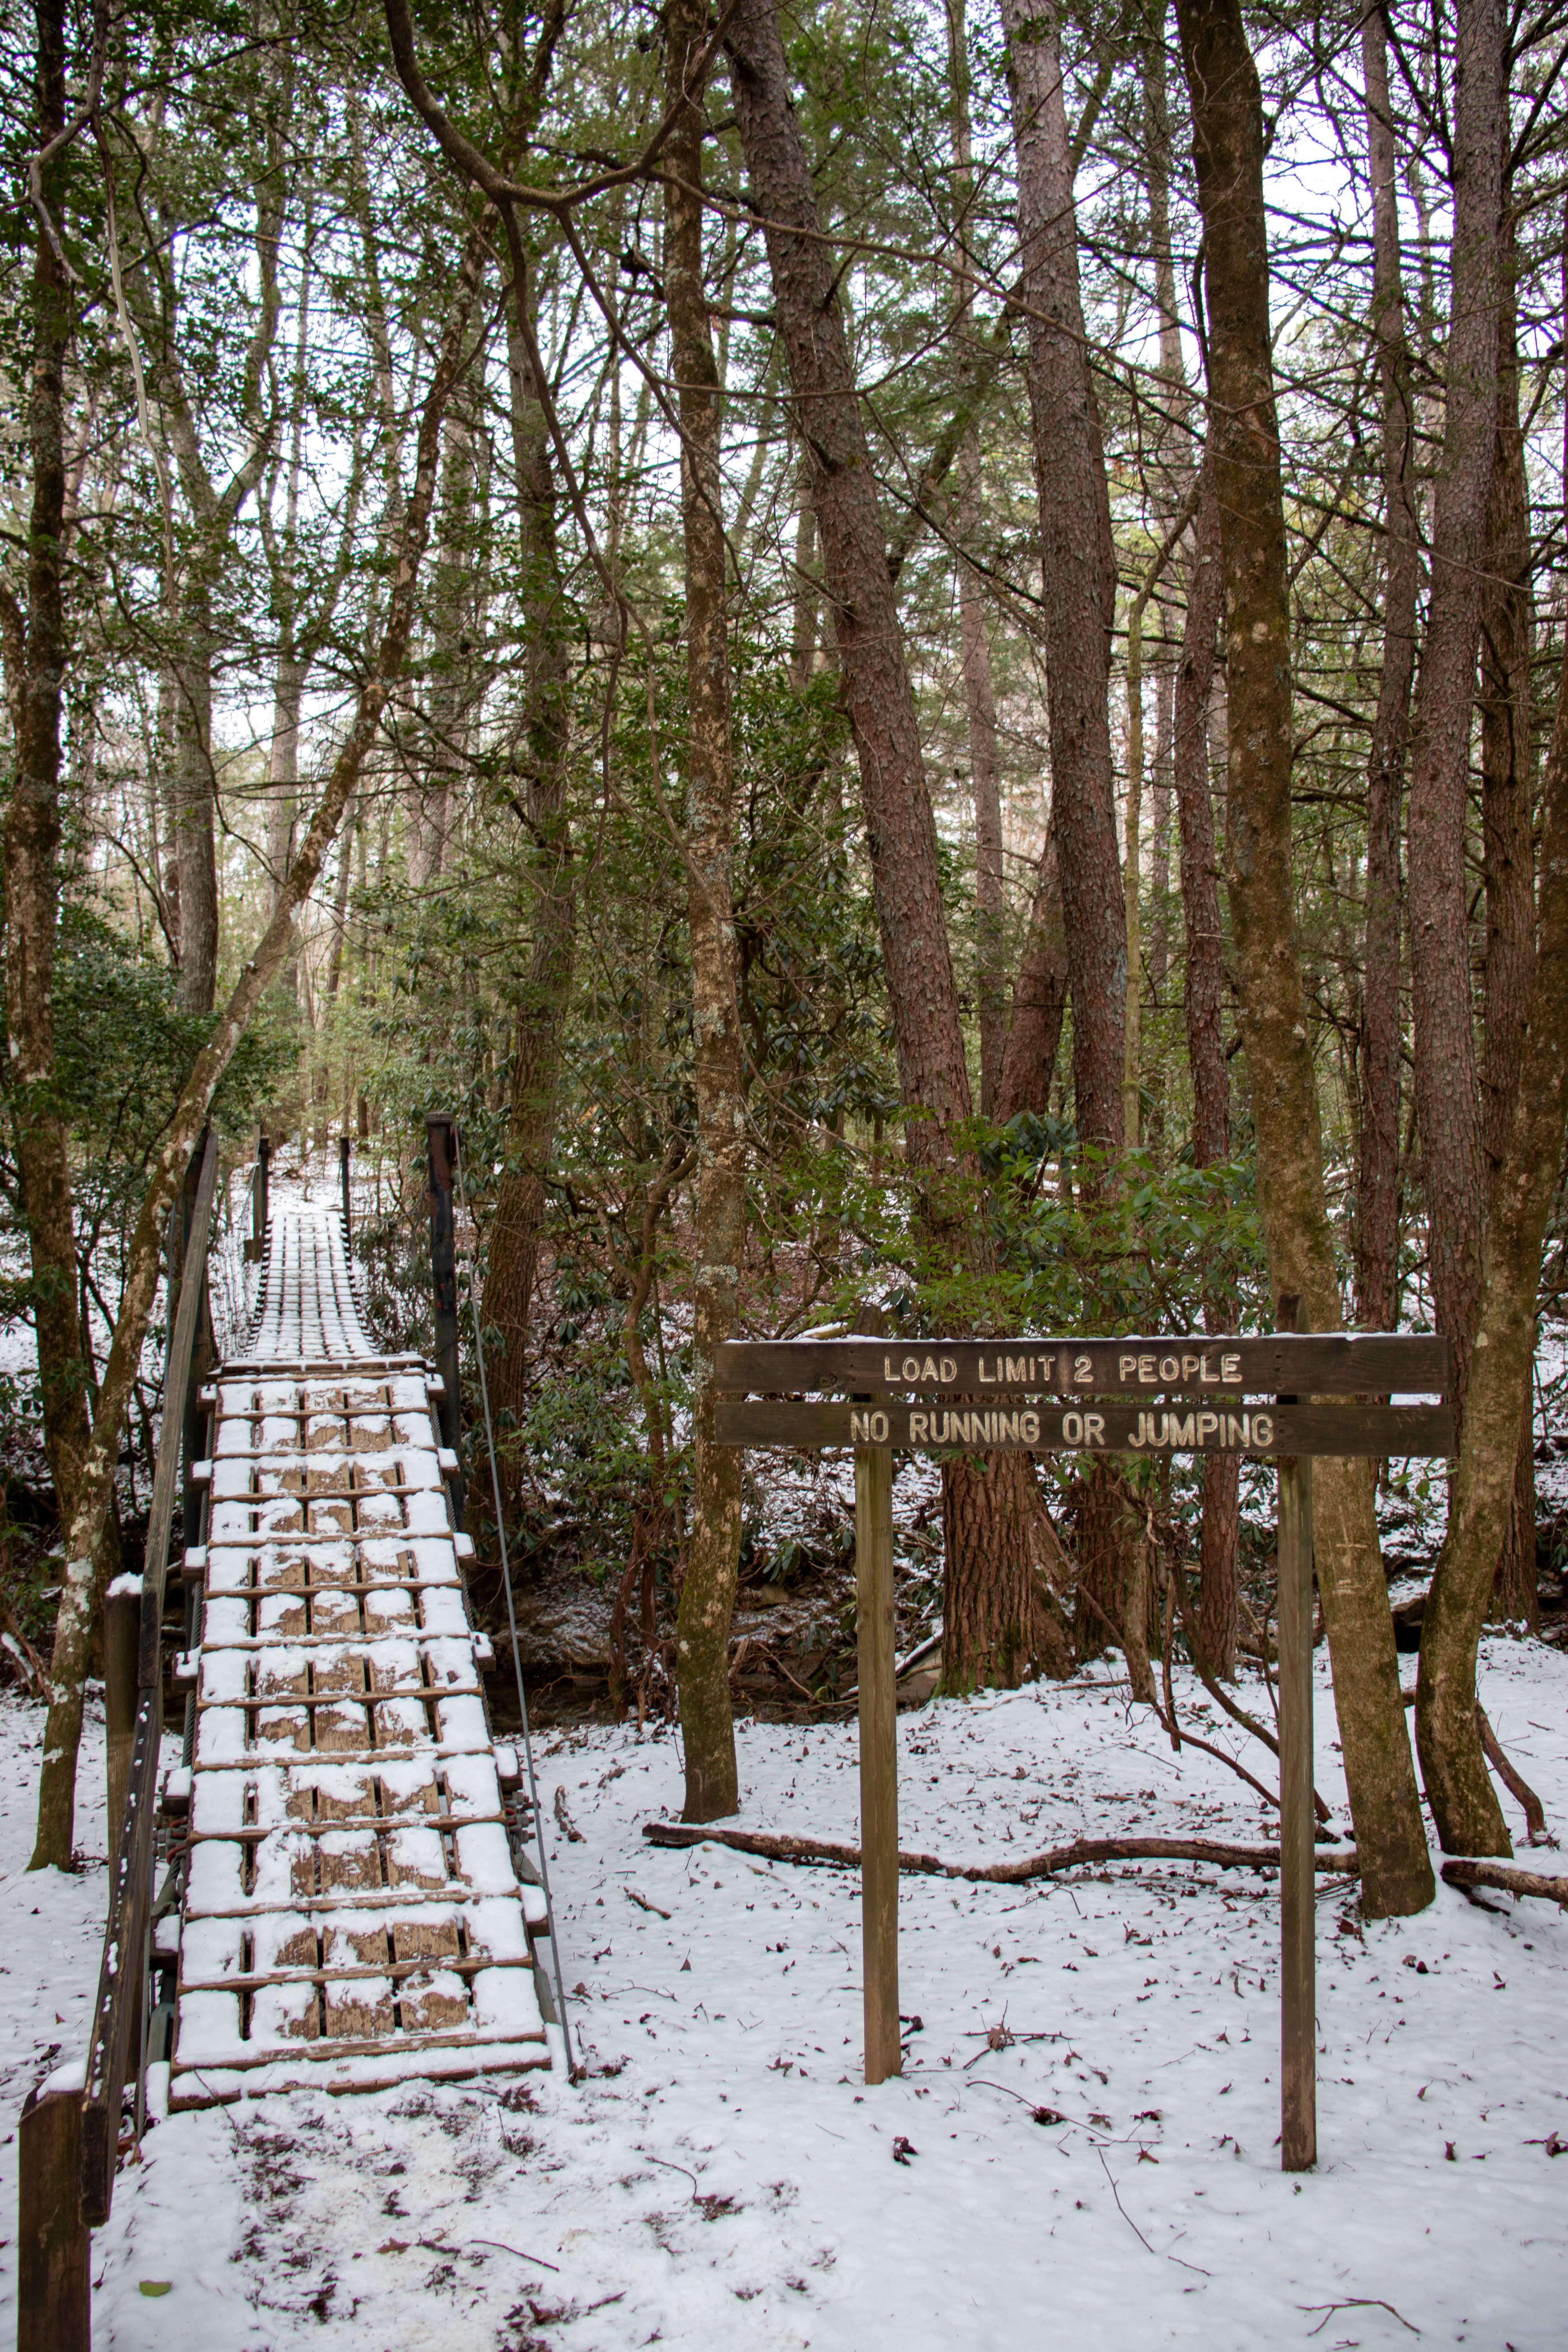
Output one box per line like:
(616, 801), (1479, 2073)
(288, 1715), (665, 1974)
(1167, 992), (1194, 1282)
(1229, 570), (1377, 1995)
(2, 0), (117, 1608)
(1172, 460), (1239, 1674)
(1417, 656), (1568, 1851)
(998, 0), (1125, 1161)
(1174, 0), (1434, 1916)
(1405, 0), (1506, 1404)
(1355, 2), (1419, 1337)
(664, 0), (751, 1820)
(727, 0), (1068, 1689)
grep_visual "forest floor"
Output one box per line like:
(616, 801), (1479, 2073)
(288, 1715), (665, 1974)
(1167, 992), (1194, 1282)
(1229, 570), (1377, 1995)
(3, 1639), (1565, 2350)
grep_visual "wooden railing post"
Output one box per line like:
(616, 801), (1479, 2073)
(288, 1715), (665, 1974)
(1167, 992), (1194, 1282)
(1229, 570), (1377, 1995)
(339, 1134), (352, 1256)
(17, 2080), (89, 2352)
(179, 1129), (215, 1558)
(246, 1131), (270, 1264)
(425, 1114), (466, 1529)
(104, 1578), (140, 1878)
(1275, 1292), (1317, 2172)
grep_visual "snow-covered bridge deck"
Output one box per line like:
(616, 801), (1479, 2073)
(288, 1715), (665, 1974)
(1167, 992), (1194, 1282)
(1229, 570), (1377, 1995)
(163, 1203), (557, 2106)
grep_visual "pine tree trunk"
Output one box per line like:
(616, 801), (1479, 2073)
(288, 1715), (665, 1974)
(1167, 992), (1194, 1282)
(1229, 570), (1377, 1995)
(1355, 4), (1417, 1334)
(666, 0), (750, 1821)
(1174, 0), (1433, 1916)
(1406, 0), (1505, 1406)
(1478, 234), (1539, 1627)
(1173, 459), (1240, 1673)
(4, 0), (116, 1638)
(998, 0), (1125, 1159)
(479, 293), (575, 1445)
(1417, 654), (1568, 1849)
(728, 0), (1065, 1685)
(996, 836), (1069, 1123)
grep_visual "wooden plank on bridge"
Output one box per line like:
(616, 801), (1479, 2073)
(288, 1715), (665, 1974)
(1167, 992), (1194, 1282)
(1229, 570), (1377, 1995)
(714, 1397), (1452, 1457)
(167, 1208), (555, 2107)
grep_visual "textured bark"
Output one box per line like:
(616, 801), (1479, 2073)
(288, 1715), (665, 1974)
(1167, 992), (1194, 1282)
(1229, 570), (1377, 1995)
(728, 0), (1064, 1684)
(949, 0), (1007, 1120)
(1406, 0), (1504, 1403)
(479, 295), (574, 1444)
(942, 1441), (1071, 1691)
(29, 232), (484, 1871)
(999, 0), (1124, 1159)
(1173, 459), (1240, 1673)
(666, 0), (750, 1821)
(1356, 3), (1418, 1335)
(409, 405), (474, 887)
(995, 835), (1069, 1124)
(961, 437), (1008, 1123)
(1478, 246), (1539, 1627)
(1417, 654), (1568, 1851)
(1175, 0), (1433, 1916)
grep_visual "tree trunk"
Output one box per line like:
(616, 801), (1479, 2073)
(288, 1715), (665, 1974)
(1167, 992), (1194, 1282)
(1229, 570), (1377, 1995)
(1478, 229), (1539, 1628)
(949, 0), (1007, 1121)
(999, 0), (1125, 1160)
(961, 437), (1008, 1123)
(478, 285), (575, 1451)
(1175, 0), (1433, 1915)
(1172, 457), (1240, 1673)
(410, 404), (474, 887)
(1355, 3), (1418, 1335)
(995, 835), (1069, 1124)
(1417, 652), (1568, 1849)
(28, 228), (486, 1871)
(1406, 0), (1504, 1405)
(666, 0), (750, 1822)
(171, 577), (220, 1015)
(728, 0), (1065, 1686)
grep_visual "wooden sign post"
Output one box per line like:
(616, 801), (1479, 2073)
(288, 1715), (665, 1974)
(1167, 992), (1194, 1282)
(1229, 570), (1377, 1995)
(714, 1326), (1452, 2160)
(855, 1434), (900, 2082)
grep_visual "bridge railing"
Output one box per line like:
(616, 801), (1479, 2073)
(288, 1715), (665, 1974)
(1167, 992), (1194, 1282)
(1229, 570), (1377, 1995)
(17, 1129), (220, 2351)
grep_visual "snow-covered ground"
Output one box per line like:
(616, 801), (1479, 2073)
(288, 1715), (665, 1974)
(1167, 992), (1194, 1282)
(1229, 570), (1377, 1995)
(3, 1638), (1565, 2350)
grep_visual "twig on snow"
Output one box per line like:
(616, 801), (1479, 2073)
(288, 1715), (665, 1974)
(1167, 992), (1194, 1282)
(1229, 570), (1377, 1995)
(1303, 2298), (1420, 2336)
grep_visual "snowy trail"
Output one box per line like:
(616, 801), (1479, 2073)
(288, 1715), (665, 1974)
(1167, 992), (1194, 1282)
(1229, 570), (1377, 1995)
(4, 1635), (1564, 2347)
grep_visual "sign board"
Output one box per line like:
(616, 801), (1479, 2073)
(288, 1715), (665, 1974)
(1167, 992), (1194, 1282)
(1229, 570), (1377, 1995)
(714, 1332), (1448, 1400)
(715, 1397), (1449, 1457)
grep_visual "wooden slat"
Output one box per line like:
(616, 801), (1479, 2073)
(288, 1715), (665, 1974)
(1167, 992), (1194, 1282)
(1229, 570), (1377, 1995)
(714, 1397), (1454, 1458)
(713, 1332), (1450, 1397)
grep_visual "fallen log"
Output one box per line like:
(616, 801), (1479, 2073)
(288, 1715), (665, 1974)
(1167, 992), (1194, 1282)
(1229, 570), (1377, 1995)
(643, 1819), (1360, 1885)
(1440, 1858), (1568, 1909)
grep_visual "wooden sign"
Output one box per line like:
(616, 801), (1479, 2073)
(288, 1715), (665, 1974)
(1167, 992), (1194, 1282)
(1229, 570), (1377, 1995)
(715, 1332), (1449, 1398)
(714, 1397), (1450, 1457)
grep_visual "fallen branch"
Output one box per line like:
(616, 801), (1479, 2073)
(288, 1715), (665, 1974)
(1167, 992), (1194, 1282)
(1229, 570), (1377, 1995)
(1440, 1858), (1568, 1909)
(643, 1819), (1359, 1885)
(1403, 1689), (1554, 1845)
(1476, 1705), (1550, 1843)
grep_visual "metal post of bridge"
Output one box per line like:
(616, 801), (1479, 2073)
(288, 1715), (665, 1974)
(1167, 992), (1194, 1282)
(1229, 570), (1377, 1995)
(425, 1114), (466, 1530)
(339, 1134), (352, 1258)
(1275, 1293), (1317, 2171)
(854, 1307), (900, 2084)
